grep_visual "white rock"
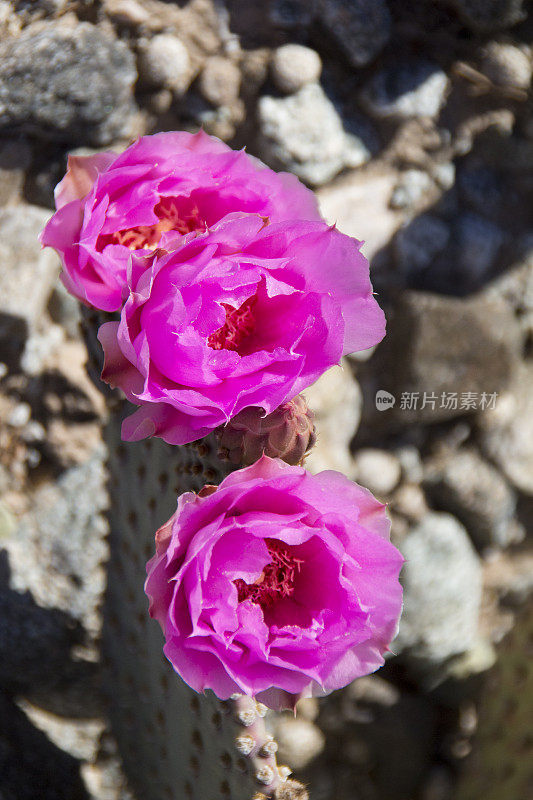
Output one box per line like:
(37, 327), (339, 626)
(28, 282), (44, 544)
(0, 205), (59, 322)
(270, 44), (322, 94)
(7, 402), (31, 428)
(432, 161), (456, 191)
(353, 448), (401, 496)
(390, 169), (434, 210)
(318, 168), (403, 261)
(481, 42), (532, 91)
(478, 363), (533, 495)
(394, 513), (482, 664)
(303, 361), (362, 475)
(392, 483), (428, 522)
(361, 61), (450, 119)
(258, 83), (370, 186)
(270, 716), (325, 770)
(139, 34), (192, 94)
(104, 0), (150, 26)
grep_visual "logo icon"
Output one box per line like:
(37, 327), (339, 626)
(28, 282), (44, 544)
(375, 390), (396, 411)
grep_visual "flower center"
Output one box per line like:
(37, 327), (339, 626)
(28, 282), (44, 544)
(207, 296), (257, 353)
(97, 196), (205, 252)
(234, 539), (303, 610)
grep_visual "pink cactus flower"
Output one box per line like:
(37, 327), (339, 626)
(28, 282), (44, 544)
(40, 131), (322, 311)
(98, 214), (385, 445)
(145, 457), (404, 711)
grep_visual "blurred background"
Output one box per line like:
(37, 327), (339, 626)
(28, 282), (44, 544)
(0, 1), (532, 799)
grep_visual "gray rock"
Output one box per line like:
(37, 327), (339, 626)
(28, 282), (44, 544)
(359, 290), (521, 426)
(394, 214), (450, 275)
(483, 250), (533, 348)
(458, 165), (502, 217)
(424, 448), (520, 549)
(258, 83), (370, 185)
(5, 445), (108, 638)
(454, 213), (504, 286)
(138, 34), (193, 95)
(270, 44), (322, 94)
(0, 205), (58, 321)
(20, 323), (65, 376)
(269, 0), (318, 27)
(395, 446), (424, 483)
(394, 513), (482, 665)
(0, 21), (137, 145)
(481, 42), (532, 90)
(478, 363), (533, 495)
(47, 282), (82, 340)
(361, 60), (450, 119)
(317, 0), (392, 67)
(452, 0), (527, 31)
(303, 361), (362, 475)
(0, 138), (32, 206)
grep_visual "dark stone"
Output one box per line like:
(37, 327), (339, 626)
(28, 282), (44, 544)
(0, 551), (82, 692)
(317, 0), (392, 67)
(424, 449), (519, 549)
(0, 691), (88, 800)
(360, 59), (449, 119)
(453, 0), (527, 31)
(459, 166), (503, 218)
(269, 0), (317, 27)
(0, 22), (137, 145)
(0, 312), (27, 372)
(357, 290), (521, 429)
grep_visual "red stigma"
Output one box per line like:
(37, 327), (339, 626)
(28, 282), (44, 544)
(234, 539), (303, 610)
(207, 296), (257, 353)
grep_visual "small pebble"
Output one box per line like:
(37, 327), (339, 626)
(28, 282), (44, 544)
(353, 448), (402, 496)
(199, 56), (241, 106)
(139, 34), (193, 94)
(271, 44), (322, 94)
(8, 403), (31, 428)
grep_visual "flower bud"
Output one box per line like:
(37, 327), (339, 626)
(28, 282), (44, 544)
(216, 396), (316, 466)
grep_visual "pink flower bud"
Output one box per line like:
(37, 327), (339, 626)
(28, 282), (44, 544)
(216, 396), (316, 466)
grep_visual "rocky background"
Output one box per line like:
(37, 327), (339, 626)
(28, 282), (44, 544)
(0, 1), (532, 798)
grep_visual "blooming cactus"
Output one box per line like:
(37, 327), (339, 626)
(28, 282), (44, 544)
(40, 130), (321, 311)
(145, 457), (403, 711)
(98, 214), (385, 445)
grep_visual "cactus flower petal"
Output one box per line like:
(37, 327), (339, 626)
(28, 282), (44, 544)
(98, 214), (384, 445)
(40, 130), (322, 311)
(145, 457), (404, 711)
